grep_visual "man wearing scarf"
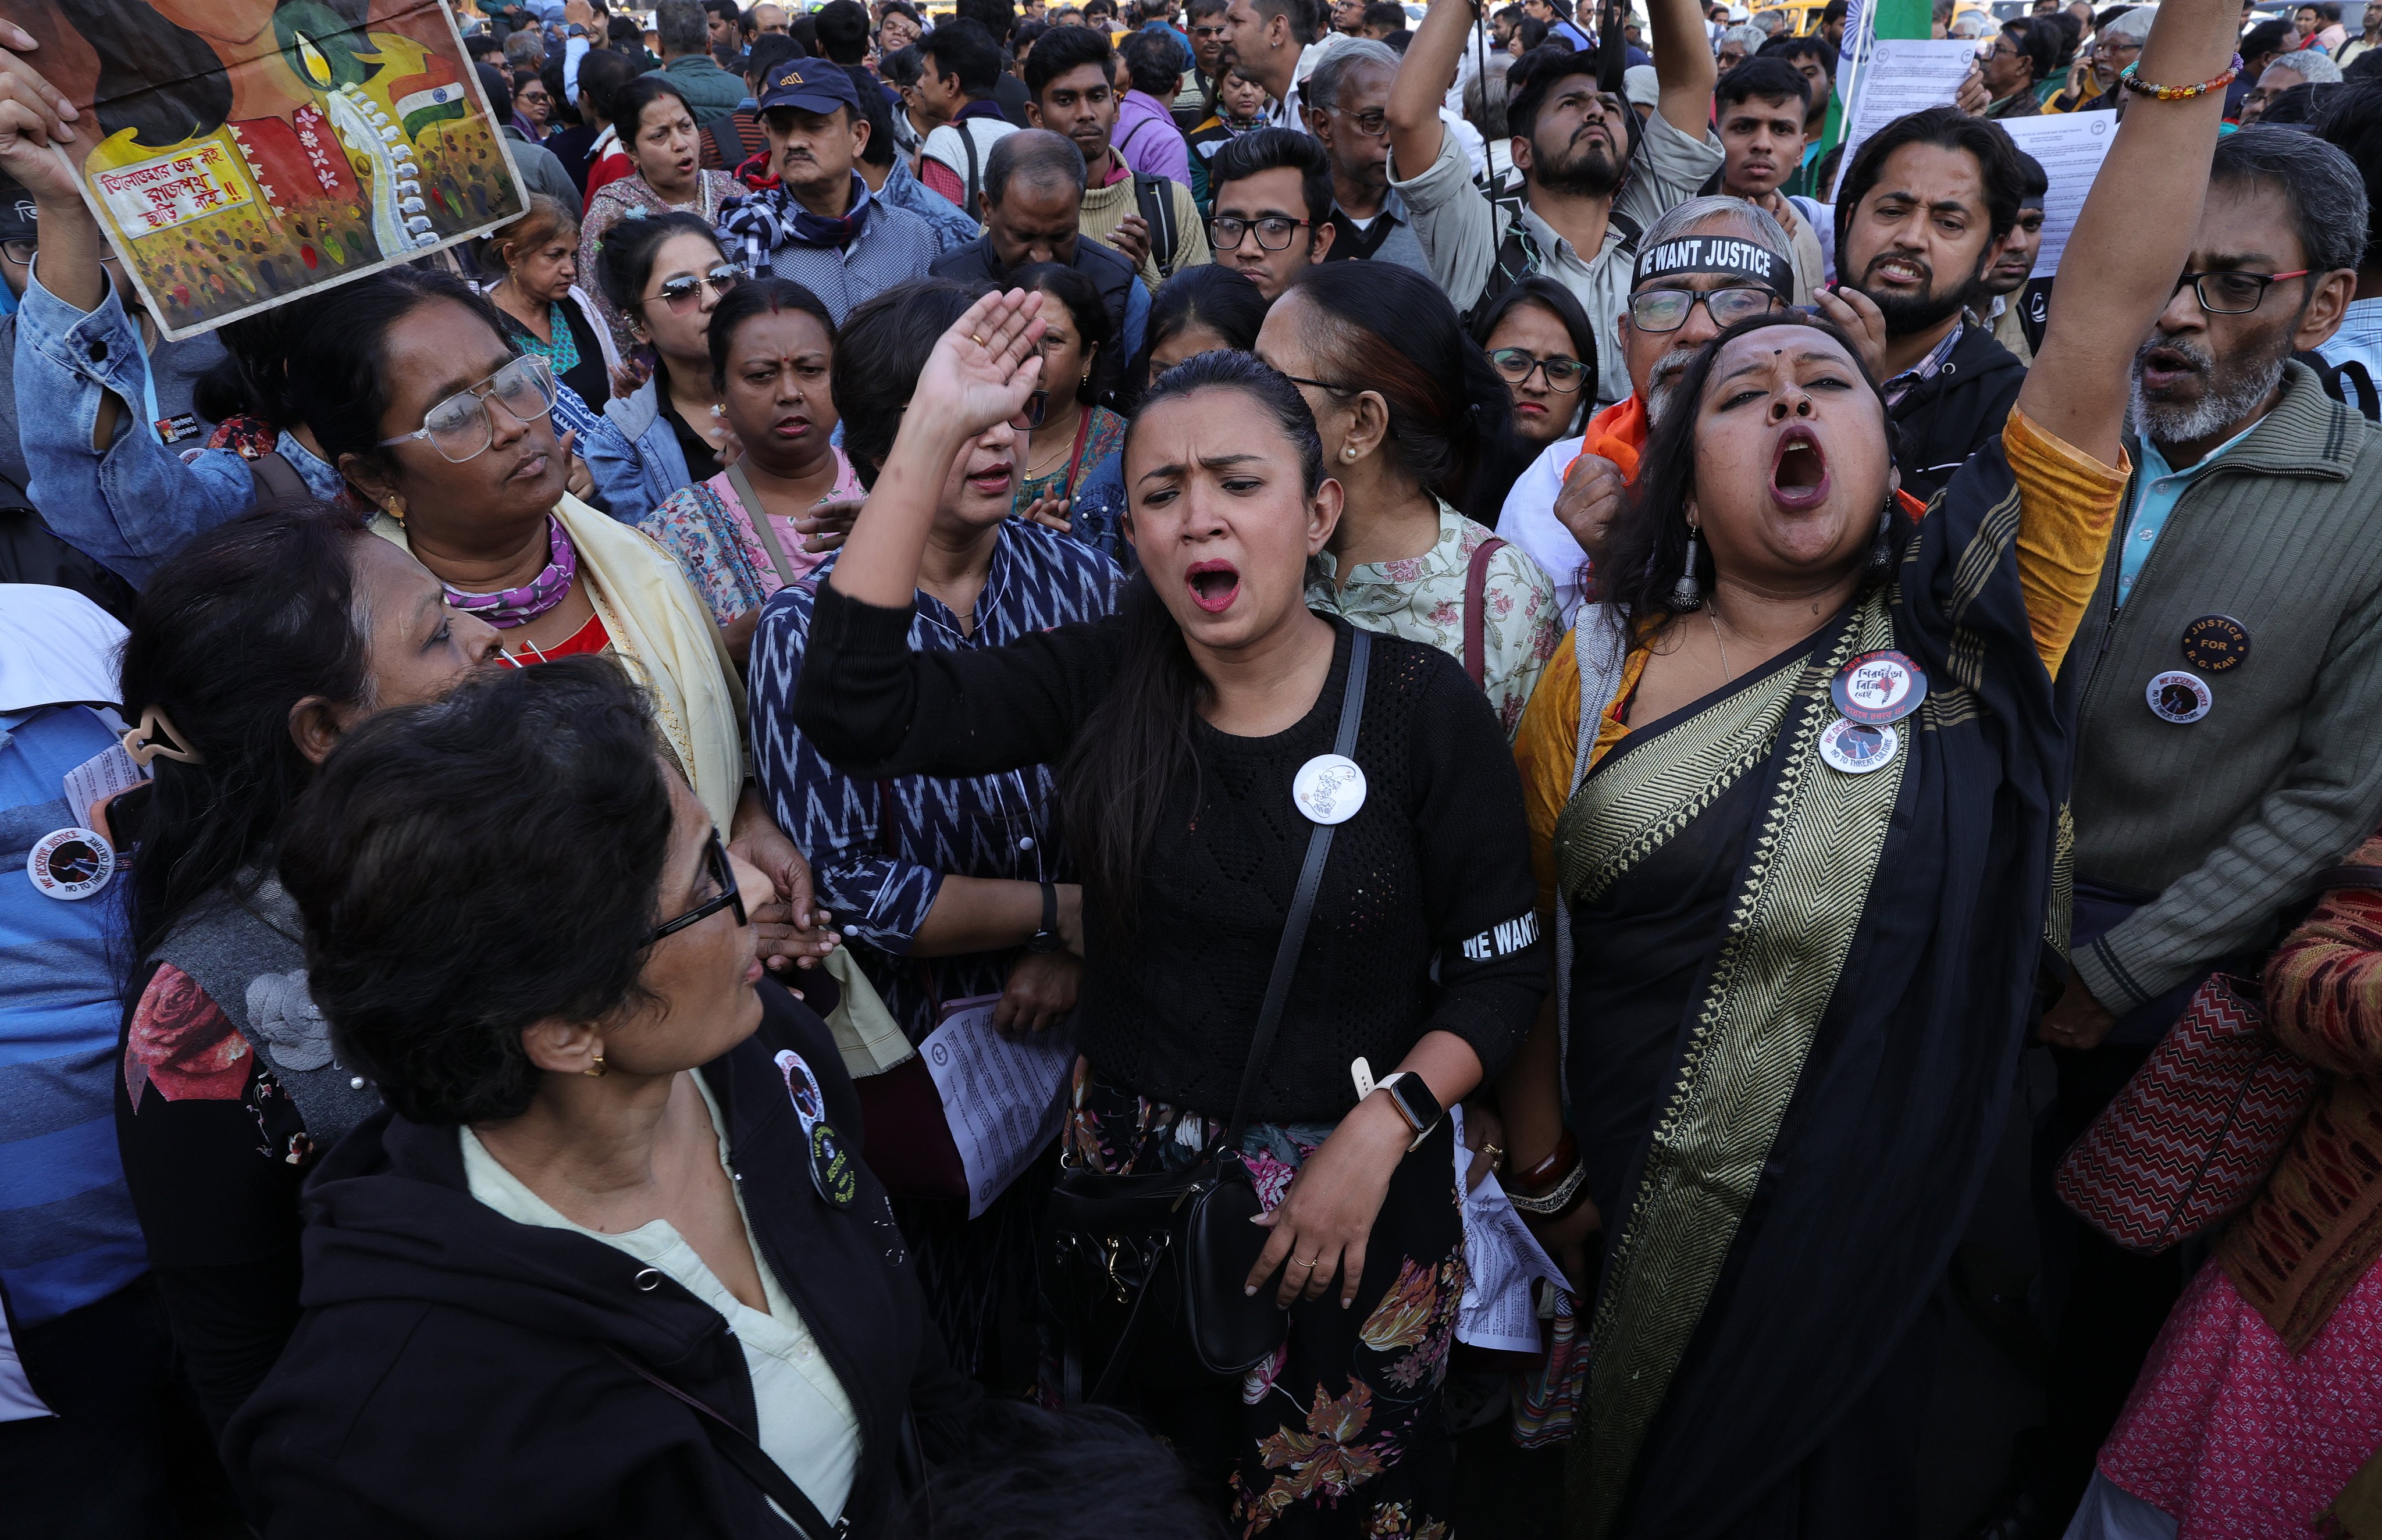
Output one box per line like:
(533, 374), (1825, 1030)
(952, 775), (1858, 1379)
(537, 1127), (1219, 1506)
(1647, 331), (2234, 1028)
(718, 58), (941, 323)
(1496, 197), (1805, 623)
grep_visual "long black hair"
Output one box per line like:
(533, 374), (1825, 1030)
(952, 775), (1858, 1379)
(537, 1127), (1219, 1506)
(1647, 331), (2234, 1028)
(1056, 351), (1323, 919)
(117, 501), (375, 962)
(1277, 261), (1514, 522)
(1597, 311), (1904, 641)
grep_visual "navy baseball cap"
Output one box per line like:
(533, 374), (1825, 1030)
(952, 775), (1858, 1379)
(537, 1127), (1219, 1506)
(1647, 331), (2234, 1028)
(757, 56), (862, 115)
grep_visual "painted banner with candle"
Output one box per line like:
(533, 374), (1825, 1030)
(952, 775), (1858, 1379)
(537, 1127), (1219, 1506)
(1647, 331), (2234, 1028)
(15, 0), (525, 340)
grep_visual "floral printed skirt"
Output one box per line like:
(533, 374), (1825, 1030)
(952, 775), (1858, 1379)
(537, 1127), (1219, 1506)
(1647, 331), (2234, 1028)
(1045, 1065), (1465, 1539)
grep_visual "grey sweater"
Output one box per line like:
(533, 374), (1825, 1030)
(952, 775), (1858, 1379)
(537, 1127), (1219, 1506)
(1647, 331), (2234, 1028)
(2063, 362), (2382, 1013)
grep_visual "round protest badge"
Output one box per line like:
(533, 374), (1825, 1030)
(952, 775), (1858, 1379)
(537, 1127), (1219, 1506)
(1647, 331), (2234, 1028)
(26, 826), (114, 901)
(808, 1121), (859, 1209)
(1292, 753), (1367, 825)
(2180, 615), (2251, 673)
(2146, 670), (2214, 725)
(1818, 718), (1899, 775)
(1831, 650), (1928, 726)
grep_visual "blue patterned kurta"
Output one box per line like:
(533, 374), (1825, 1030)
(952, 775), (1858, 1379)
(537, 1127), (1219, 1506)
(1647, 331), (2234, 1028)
(748, 520), (1124, 1043)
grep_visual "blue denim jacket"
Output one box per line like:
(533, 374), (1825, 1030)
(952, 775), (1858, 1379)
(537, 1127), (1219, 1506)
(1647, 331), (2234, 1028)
(584, 377), (689, 527)
(16, 269), (608, 587)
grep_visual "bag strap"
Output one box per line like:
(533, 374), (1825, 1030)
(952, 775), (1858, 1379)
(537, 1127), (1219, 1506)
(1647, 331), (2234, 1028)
(603, 1346), (847, 1539)
(727, 460), (802, 590)
(959, 126), (983, 221)
(1462, 536), (1506, 689)
(1221, 626), (1372, 1145)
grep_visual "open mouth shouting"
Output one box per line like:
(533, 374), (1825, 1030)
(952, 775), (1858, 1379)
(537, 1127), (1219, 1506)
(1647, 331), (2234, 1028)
(965, 458), (1014, 497)
(1186, 559), (1241, 614)
(1769, 423), (1830, 512)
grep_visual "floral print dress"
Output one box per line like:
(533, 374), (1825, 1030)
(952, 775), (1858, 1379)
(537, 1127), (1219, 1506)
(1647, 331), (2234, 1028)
(1306, 503), (1563, 740)
(640, 454), (867, 628)
(1052, 1065), (1466, 1539)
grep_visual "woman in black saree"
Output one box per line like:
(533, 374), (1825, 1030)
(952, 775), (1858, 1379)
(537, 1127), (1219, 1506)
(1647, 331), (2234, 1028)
(1495, 1), (2243, 1532)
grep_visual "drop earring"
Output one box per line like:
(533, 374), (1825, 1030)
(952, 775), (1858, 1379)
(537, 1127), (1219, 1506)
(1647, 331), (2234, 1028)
(1671, 519), (1706, 611)
(1867, 497), (1895, 577)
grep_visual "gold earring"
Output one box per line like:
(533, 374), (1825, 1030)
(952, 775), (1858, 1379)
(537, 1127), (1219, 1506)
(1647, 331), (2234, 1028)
(584, 1053), (607, 1078)
(383, 495), (407, 525)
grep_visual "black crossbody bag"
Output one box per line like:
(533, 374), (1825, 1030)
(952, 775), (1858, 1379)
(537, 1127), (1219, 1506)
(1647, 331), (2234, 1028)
(1042, 629), (1372, 1405)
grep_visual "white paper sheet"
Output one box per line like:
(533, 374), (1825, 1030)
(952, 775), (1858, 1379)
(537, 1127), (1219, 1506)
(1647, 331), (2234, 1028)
(62, 740), (145, 829)
(1996, 111), (2120, 279)
(919, 994), (1075, 1220)
(1450, 1107), (1573, 1354)
(1831, 40), (1984, 201)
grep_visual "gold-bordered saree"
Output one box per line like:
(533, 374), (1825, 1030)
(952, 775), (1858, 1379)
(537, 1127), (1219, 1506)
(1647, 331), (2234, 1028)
(1551, 437), (2093, 1540)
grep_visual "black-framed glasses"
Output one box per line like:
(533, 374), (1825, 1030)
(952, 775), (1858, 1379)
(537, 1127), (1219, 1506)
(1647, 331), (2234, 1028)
(1277, 370), (1354, 395)
(2172, 269), (2312, 315)
(1626, 284), (1781, 333)
(1021, 390), (1050, 429)
(1487, 347), (1587, 393)
(1209, 213), (1312, 251)
(646, 264), (742, 315)
(376, 354), (557, 463)
(1, 238), (32, 269)
(647, 830), (747, 944)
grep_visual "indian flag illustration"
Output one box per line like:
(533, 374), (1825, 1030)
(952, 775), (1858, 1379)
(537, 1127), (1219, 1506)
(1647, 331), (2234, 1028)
(390, 67), (467, 140)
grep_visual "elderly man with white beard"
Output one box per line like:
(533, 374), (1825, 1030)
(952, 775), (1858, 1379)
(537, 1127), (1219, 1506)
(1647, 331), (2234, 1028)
(1965, 124), (2382, 1540)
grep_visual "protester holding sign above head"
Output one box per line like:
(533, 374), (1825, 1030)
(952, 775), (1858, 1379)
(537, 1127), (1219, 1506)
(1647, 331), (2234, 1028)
(1386, 0), (1725, 407)
(1832, 106), (2031, 500)
(791, 288), (1546, 1534)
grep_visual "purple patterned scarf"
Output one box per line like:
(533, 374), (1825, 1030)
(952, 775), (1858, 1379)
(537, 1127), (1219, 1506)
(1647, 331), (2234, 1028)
(442, 516), (578, 629)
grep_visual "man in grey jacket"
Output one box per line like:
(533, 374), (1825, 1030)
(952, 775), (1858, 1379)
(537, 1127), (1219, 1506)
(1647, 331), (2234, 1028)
(1970, 127), (2376, 1540)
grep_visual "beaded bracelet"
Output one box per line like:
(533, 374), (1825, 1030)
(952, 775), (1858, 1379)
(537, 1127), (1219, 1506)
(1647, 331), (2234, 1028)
(2116, 54), (2244, 101)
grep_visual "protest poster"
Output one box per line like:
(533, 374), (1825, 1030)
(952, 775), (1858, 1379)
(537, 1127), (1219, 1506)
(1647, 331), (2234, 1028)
(13, 0), (526, 340)
(1998, 111), (2119, 279)
(1829, 38), (1982, 201)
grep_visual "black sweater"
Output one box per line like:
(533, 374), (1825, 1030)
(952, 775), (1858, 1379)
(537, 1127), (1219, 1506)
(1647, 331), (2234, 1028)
(1890, 321), (2028, 501)
(792, 589), (1548, 1121)
(223, 983), (981, 1539)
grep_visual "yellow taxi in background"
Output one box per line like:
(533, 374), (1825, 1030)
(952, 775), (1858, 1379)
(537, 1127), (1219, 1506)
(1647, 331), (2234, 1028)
(1751, 0), (1829, 33)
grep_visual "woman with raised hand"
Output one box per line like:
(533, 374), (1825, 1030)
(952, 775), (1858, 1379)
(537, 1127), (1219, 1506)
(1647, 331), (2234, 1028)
(223, 657), (982, 1538)
(641, 276), (864, 661)
(1495, 0), (2242, 1529)
(578, 74), (743, 350)
(1256, 261), (1563, 737)
(747, 278), (1121, 1387)
(111, 504), (502, 1438)
(585, 212), (743, 526)
(789, 288), (1545, 1531)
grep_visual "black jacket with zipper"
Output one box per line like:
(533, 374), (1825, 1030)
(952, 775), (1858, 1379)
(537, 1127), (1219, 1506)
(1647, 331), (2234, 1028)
(223, 982), (981, 1539)
(1889, 322), (2029, 502)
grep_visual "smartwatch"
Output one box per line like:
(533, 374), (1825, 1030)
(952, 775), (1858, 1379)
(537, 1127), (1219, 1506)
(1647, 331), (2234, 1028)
(1374, 1071), (1443, 1150)
(1027, 879), (1063, 953)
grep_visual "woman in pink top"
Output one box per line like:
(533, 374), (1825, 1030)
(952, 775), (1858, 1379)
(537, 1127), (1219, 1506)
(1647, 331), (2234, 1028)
(639, 279), (864, 665)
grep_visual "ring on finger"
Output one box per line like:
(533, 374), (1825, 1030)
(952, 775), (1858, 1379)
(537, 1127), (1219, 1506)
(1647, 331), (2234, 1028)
(1291, 1256), (1319, 1270)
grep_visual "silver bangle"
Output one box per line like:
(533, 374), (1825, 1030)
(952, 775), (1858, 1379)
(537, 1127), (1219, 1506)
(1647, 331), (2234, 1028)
(1505, 1158), (1586, 1215)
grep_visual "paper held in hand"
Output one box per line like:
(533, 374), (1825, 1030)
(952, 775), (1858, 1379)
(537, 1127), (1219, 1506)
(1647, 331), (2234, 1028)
(1450, 1107), (1573, 1354)
(1996, 112), (2120, 280)
(1829, 39), (1985, 201)
(920, 994), (1076, 1220)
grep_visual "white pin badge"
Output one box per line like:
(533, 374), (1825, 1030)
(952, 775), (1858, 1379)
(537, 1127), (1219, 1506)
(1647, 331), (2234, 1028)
(27, 826), (115, 900)
(2146, 669), (2213, 725)
(1293, 753), (1367, 825)
(1818, 719), (1899, 775)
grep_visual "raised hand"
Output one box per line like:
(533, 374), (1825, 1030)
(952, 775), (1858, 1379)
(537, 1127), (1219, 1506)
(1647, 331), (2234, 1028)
(910, 287), (1049, 443)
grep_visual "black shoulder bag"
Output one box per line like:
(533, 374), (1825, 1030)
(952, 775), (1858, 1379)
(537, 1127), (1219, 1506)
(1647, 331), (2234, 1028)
(1042, 628), (1372, 1406)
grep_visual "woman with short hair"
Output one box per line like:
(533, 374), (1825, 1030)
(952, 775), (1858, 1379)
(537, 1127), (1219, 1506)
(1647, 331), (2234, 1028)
(224, 656), (979, 1537)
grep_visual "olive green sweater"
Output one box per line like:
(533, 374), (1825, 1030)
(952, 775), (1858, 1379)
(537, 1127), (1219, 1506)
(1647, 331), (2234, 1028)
(2063, 362), (2382, 1014)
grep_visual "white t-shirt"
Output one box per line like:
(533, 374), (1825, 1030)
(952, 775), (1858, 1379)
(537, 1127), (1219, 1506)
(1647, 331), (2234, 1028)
(1499, 433), (1593, 626)
(921, 116), (1020, 213)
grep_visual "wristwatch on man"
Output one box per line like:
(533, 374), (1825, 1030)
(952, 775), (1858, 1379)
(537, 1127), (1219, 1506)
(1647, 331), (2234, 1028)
(1027, 879), (1063, 954)
(1373, 1071), (1444, 1150)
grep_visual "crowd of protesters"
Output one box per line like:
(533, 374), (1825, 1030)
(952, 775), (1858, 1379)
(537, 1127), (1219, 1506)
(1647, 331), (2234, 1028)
(3, 0), (2382, 1535)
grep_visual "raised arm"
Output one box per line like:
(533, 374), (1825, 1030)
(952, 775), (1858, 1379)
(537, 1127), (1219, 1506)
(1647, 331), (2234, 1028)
(2013, 0), (2235, 461)
(1387, 0), (1472, 184)
(1643, 0), (1718, 140)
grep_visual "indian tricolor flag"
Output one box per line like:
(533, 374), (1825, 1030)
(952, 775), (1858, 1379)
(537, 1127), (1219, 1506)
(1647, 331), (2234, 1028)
(390, 63), (469, 140)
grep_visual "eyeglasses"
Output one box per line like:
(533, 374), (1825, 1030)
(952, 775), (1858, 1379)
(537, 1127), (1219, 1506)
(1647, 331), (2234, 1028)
(1487, 348), (1587, 393)
(1022, 390), (1051, 429)
(1277, 370), (1354, 395)
(645, 265), (742, 315)
(1328, 105), (1390, 137)
(377, 354), (558, 463)
(2173, 269), (2312, 315)
(1209, 213), (1312, 251)
(1626, 285), (1780, 333)
(1191, 22), (1229, 35)
(1, 239), (31, 269)
(647, 830), (749, 944)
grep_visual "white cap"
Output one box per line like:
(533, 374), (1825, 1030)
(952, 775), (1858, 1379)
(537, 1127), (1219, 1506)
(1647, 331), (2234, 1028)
(1623, 63), (1661, 104)
(1727, 3), (1749, 17)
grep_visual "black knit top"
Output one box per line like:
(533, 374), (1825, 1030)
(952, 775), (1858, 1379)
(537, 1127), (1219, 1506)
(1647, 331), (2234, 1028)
(790, 584), (1548, 1122)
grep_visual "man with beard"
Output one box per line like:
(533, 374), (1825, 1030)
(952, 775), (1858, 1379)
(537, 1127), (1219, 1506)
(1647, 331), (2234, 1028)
(1833, 105), (2030, 498)
(1386, 0), (1723, 408)
(1301, 40), (1433, 274)
(1963, 126), (2376, 1540)
(1494, 196), (1886, 618)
